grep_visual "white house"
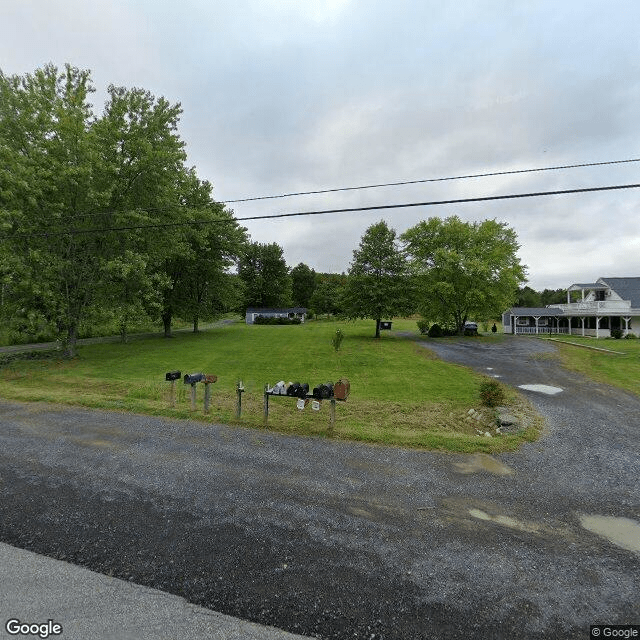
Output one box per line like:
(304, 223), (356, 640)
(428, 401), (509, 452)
(503, 277), (640, 337)
(245, 307), (307, 324)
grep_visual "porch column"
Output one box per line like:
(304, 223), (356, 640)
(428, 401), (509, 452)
(596, 316), (601, 339)
(534, 316), (540, 335)
(581, 317), (585, 336)
(624, 317), (631, 336)
(567, 316), (572, 336)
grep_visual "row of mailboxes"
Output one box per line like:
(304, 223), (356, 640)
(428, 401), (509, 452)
(267, 379), (350, 401)
(165, 371), (217, 385)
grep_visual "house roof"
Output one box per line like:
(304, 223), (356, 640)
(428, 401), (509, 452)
(246, 307), (307, 313)
(568, 282), (608, 291)
(506, 307), (564, 317)
(599, 277), (640, 307)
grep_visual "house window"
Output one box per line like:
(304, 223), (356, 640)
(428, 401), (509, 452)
(516, 317), (530, 326)
(595, 290), (605, 301)
(538, 318), (548, 326)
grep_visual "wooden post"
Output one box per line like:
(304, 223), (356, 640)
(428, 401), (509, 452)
(329, 398), (336, 436)
(204, 383), (211, 414)
(170, 380), (176, 408)
(190, 384), (197, 411)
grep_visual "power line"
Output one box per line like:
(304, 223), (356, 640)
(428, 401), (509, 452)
(221, 157), (640, 203)
(36, 155), (640, 222)
(7, 182), (640, 238)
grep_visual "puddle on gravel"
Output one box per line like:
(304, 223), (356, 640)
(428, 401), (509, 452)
(518, 384), (563, 395)
(468, 508), (539, 533)
(579, 515), (640, 553)
(453, 454), (513, 476)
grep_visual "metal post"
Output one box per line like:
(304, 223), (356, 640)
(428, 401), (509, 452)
(170, 380), (176, 408)
(263, 385), (270, 424)
(236, 380), (244, 419)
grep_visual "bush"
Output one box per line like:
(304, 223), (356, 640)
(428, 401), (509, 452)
(331, 328), (344, 351)
(417, 319), (429, 335)
(611, 329), (623, 339)
(253, 315), (301, 325)
(624, 332), (638, 339)
(428, 323), (443, 338)
(479, 379), (506, 407)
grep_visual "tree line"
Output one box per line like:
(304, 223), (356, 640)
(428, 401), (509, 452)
(1, 64), (532, 351)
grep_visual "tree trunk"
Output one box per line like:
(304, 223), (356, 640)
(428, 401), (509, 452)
(63, 323), (78, 358)
(193, 316), (199, 332)
(162, 310), (173, 338)
(375, 318), (381, 338)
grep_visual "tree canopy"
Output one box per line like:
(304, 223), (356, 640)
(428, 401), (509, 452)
(401, 216), (526, 333)
(238, 242), (292, 309)
(343, 220), (414, 337)
(290, 262), (316, 308)
(0, 64), (244, 354)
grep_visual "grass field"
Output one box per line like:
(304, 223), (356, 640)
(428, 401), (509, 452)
(0, 318), (540, 452)
(538, 335), (640, 397)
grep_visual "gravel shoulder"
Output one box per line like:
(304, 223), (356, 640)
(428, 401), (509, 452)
(0, 335), (638, 639)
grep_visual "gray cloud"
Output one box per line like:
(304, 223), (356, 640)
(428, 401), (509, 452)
(2, 0), (640, 289)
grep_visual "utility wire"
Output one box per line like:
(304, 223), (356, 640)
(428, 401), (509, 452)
(221, 157), (640, 203)
(26, 155), (640, 222)
(6, 182), (640, 238)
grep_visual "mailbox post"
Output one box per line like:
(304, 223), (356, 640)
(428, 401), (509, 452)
(203, 374), (218, 414)
(165, 371), (181, 408)
(184, 373), (205, 411)
(236, 380), (245, 418)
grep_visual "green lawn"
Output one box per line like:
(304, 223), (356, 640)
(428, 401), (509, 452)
(538, 335), (640, 396)
(0, 318), (539, 452)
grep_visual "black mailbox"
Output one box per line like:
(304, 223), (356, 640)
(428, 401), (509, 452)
(184, 372), (206, 385)
(313, 382), (334, 399)
(287, 382), (309, 398)
(165, 370), (181, 381)
(380, 321), (392, 330)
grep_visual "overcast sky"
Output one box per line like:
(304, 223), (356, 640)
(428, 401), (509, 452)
(2, 0), (640, 289)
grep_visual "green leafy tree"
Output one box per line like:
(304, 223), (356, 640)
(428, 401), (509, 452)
(343, 220), (414, 338)
(0, 64), (211, 355)
(401, 216), (526, 334)
(238, 242), (292, 309)
(540, 288), (566, 306)
(160, 170), (247, 334)
(309, 273), (347, 318)
(290, 262), (316, 308)
(0, 65), (109, 356)
(515, 285), (541, 308)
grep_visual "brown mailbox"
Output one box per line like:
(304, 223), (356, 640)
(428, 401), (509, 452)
(334, 378), (350, 401)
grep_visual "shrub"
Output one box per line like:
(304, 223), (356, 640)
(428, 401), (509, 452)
(611, 329), (623, 339)
(253, 315), (300, 325)
(479, 379), (506, 407)
(331, 328), (344, 351)
(417, 319), (429, 335)
(624, 332), (638, 339)
(428, 323), (443, 338)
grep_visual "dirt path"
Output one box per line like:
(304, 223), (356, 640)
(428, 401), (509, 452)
(0, 336), (638, 639)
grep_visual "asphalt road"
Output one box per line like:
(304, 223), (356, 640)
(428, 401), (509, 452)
(0, 335), (638, 639)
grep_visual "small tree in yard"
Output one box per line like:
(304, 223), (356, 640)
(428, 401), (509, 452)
(343, 220), (414, 338)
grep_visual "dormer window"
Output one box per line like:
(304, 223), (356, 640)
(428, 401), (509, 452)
(595, 290), (606, 301)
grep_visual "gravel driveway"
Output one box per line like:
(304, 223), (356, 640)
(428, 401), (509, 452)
(0, 335), (638, 639)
